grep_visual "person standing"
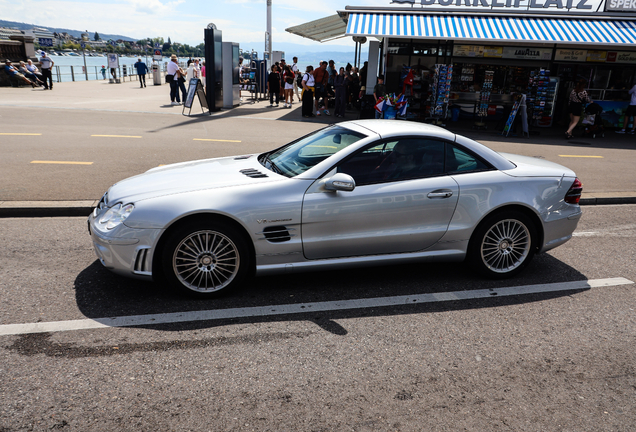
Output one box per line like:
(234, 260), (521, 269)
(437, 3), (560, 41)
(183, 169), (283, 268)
(279, 59), (287, 101)
(166, 54), (181, 105)
(39, 51), (54, 90)
(616, 83), (636, 134)
(291, 56), (301, 102)
(334, 67), (347, 118)
(283, 65), (294, 108)
(326, 60), (336, 109)
(134, 58), (148, 88)
(267, 64), (281, 107)
(100, 65), (106, 80)
(374, 75), (386, 119)
(201, 61), (206, 88)
(566, 79), (592, 139)
(301, 65), (316, 118)
(313, 61), (330, 116)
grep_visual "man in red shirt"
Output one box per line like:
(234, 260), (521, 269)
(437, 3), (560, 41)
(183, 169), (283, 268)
(313, 61), (330, 116)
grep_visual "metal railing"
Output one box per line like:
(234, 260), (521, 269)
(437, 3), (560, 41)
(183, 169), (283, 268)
(52, 65), (153, 83)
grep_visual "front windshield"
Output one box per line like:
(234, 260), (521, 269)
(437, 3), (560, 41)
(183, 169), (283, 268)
(260, 125), (366, 177)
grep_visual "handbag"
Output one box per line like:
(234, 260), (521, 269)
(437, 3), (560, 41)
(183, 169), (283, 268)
(285, 76), (294, 85)
(165, 74), (174, 83)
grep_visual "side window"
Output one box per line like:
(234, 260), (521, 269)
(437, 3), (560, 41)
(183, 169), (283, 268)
(338, 138), (445, 185)
(445, 143), (490, 173)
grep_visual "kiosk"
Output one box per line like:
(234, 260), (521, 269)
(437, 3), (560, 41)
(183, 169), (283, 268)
(204, 24), (223, 112)
(222, 42), (240, 108)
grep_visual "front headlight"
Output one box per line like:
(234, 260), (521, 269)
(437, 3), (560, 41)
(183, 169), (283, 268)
(99, 203), (134, 230)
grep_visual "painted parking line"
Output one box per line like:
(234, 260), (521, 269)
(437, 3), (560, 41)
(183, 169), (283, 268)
(91, 135), (142, 138)
(0, 133), (42, 136)
(193, 138), (242, 143)
(559, 155), (604, 158)
(31, 161), (93, 165)
(0, 277), (632, 337)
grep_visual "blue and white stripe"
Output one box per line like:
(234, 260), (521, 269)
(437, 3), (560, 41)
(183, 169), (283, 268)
(346, 13), (636, 45)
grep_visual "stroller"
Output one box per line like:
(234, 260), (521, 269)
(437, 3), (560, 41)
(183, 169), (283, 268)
(583, 102), (604, 138)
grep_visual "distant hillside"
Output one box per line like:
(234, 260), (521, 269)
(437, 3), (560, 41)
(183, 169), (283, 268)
(0, 19), (135, 42)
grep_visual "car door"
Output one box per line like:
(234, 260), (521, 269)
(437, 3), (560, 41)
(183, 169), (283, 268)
(301, 138), (460, 260)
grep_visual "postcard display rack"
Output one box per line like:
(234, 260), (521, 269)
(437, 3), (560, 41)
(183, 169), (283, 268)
(475, 70), (494, 128)
(431, 64), (453, 124)
(527, 69), (558, 128)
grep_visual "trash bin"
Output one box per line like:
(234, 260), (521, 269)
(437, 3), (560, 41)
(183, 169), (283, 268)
(451, 106), (461, 122)
(152, 61), (161, 86)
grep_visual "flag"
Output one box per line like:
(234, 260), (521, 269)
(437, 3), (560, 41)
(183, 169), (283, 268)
(374, 97), (387, 113)
(395, 94), (406, 107)
(398, 101), (408, 117)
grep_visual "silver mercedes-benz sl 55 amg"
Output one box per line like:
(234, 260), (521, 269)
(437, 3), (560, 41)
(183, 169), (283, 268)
(88, 120), (583, 298)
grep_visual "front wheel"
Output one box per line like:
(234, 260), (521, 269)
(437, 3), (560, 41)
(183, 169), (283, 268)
(162, 221), (251, 298)
(468, 211), (537, 279)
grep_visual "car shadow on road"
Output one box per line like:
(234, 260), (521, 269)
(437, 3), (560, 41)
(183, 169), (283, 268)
(7, 254), (589, 359)
(69, 253), (587, 332)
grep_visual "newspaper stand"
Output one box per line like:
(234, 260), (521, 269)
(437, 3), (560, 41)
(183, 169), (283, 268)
(182, 78), (209, 116)
(474, 70), (494, 130)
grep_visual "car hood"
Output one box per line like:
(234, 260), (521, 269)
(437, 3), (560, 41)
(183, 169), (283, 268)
(105, 155), (281, 204)
(500, 152), (576, 178)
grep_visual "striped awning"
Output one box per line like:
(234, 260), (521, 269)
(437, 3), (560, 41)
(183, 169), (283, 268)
(346, 12), (636, 45)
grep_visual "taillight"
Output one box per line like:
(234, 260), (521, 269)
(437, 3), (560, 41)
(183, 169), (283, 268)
(564, 177), (583, 204)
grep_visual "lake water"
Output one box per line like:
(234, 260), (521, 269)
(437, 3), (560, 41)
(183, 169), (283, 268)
(44, 53), (354, 83)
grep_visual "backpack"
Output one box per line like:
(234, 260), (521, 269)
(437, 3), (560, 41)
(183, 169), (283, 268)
(296, 74), (303, 87)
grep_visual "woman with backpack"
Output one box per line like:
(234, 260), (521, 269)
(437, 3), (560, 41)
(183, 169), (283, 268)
(301, 65), (315, 118)
(283, 65), (295, 108)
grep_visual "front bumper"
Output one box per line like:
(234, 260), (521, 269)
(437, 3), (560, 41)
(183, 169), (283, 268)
(88, 214), (163, 280)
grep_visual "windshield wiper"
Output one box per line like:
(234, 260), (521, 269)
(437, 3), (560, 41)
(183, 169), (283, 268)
(263, 154), (283, 175)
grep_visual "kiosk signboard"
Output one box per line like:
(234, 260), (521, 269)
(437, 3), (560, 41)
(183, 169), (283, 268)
(392, 0), (602, 10)
(555, 49), (587, 61)
(605, 0), (636, 11)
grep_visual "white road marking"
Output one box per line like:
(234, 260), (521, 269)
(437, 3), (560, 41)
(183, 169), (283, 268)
(0, 278), (632, 337)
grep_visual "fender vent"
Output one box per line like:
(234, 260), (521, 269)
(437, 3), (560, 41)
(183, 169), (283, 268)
(133, 248), (152, 275)
(259, 226), (294, 243)
(240, 168), (268, 178)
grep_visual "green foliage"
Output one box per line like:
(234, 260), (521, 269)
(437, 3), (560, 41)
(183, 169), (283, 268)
(94, 32), (100, 41)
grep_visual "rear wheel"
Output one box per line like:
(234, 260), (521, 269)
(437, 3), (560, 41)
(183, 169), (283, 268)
(468, 211), (537, 279)
(162, 221), (251, 298)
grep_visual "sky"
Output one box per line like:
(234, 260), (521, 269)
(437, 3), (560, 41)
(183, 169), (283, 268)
(0, 0), (389, 51)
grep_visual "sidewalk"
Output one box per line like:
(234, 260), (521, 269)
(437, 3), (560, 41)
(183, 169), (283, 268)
(1, 79), (635, 217)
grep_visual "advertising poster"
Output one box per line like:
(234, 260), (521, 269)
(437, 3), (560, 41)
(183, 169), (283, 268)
(107, 54), (119, 69)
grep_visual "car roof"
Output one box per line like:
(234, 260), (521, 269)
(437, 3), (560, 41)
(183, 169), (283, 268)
(345, 120), (515, 171)
(348, 119), (456, 141)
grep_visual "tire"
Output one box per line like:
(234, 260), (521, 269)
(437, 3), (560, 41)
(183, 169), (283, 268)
(162, 220), (251, 298)
(468, 210), (537, 279)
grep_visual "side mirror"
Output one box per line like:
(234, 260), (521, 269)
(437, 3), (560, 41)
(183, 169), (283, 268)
(324, 173), (356, 192)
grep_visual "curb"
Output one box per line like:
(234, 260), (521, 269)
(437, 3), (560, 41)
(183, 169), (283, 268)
(1, 197), (635, 218)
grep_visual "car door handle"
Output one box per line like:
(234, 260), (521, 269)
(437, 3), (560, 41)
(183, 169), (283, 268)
(427, 190), (453, 199)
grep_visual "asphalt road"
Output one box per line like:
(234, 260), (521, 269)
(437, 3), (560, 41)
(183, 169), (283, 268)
(1, 205), (635, 431)
(1, 82), (636, 203)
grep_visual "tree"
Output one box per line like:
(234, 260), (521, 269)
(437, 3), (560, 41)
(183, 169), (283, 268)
(94, 32), (100, 41)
